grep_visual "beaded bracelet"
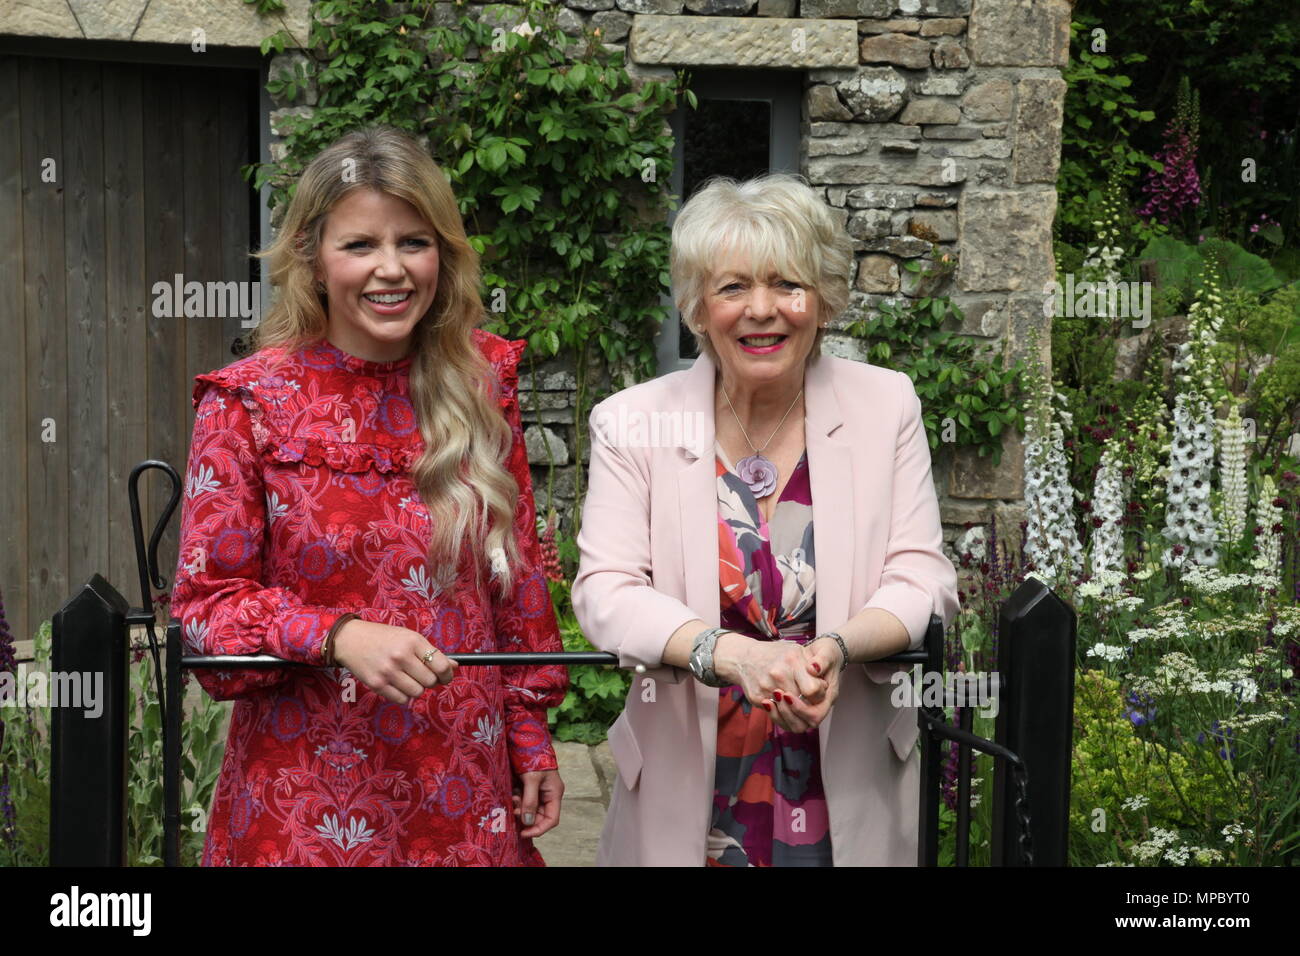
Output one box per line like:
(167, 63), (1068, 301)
(814, 631), (850, 672)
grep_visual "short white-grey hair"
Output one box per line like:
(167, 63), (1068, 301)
(669, 172), (854, 363)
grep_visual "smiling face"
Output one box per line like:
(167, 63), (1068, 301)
(698, 255), (821, 391)
(314, 187), (441, 362)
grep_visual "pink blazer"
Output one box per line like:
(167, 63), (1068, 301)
(571, 349), (960, 866)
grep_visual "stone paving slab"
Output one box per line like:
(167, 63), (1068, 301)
(552, 741), (602, 799)
(534, 741), (612, 867)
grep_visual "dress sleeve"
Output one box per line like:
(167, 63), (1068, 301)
(861, 370), (960, 651)
(489, 340), (569, 775)
(171, 381), (355, 701)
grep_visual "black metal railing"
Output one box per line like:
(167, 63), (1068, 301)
(48, 459), (1075, 866)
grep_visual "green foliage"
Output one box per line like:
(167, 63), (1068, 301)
(843, 251), (1026, 465)
(0, 618), (229, 867)
(1083, 231), (1300, 463)
(1055, 228), (1300, 491)
(1139, 236), (1285, 310)
(1050, 310), (1163, 500)
(935, 718), (996, 867)
(1216, 283), (1300, 459)
(0, 622), (52, 866)
(126, 637), (230, 867)
(1056, 13), (1160, 244)
(1070, 670), (1246, 867)
(243, 0), (287, 16)
(1065, 2), (1300, 248)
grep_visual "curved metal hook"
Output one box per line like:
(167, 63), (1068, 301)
(128, 459), (183, 616)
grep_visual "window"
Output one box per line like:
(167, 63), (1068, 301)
(657, 69), (802, 374)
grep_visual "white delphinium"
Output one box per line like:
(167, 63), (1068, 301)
(1088, 444), (1130, 590)
(1024, 407), (1084, 583)
(1251, 473), (1283, 578)
(1161, 393), (1219, 569)
(1019, 326), (1083, 585)
(1162, 262), (1227, 571)
(1216, 402), (1249, 546)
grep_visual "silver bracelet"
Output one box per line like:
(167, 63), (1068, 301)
(816, 632), (850, 672)
(688, 626), (730, 687)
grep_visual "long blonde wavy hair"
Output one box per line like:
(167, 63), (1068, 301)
(251, 125), (521, 596)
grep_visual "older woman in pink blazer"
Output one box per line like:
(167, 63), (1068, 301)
(572, 173), (959, 866)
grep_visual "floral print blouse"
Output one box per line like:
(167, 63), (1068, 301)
(708, 442), (833, 866)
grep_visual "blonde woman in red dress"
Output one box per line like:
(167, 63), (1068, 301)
(171, 125), (568, 866)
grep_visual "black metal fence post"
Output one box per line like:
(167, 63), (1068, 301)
(50, 574), (131, 866)
(991, 576), (1077, 866)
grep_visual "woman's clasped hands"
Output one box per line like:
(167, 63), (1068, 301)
(713, 632), (846, 733)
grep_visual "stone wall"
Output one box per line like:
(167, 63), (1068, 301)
(395, 0), (1070, 558)
(3, 0), (1073, 561)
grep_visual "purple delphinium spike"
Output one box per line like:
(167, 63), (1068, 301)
(941, 719), (960, 813)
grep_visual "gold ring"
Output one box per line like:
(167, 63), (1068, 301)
(420, 650), (437, 668)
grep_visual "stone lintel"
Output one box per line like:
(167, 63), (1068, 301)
(629, 15), (857, 67)
(3, 0), (314, 47)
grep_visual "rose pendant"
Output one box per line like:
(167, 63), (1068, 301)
(735, 453), (778, 497)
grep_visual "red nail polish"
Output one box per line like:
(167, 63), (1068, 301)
(762, 701), (772, 711)
(773, 690), (783, 702)
(811, 662), (821, 675)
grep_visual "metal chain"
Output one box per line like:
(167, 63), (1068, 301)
(1010, 762), (1034, 866)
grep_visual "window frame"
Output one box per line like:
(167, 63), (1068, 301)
(656, 69), (803, 375)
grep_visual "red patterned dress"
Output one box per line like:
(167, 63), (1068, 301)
(170, 329), (568, 866)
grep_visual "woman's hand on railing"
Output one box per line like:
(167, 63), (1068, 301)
(713, 634), (829, 733)
(331, 619), (458, 705)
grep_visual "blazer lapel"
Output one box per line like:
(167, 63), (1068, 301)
(677, 350), (720, 624)
(804, 354), (852, 743)
(677, 352), (722, 786)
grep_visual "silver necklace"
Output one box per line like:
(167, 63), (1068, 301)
(721, 383), (803, 498)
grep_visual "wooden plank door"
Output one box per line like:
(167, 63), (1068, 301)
(0, 53), (258, 652)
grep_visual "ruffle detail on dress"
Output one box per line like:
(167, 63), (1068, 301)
(193, 367), (260, 411)
(471, 328), (526, 409)
(261, 434), (418, 475)
(193, 364), (420, 475)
